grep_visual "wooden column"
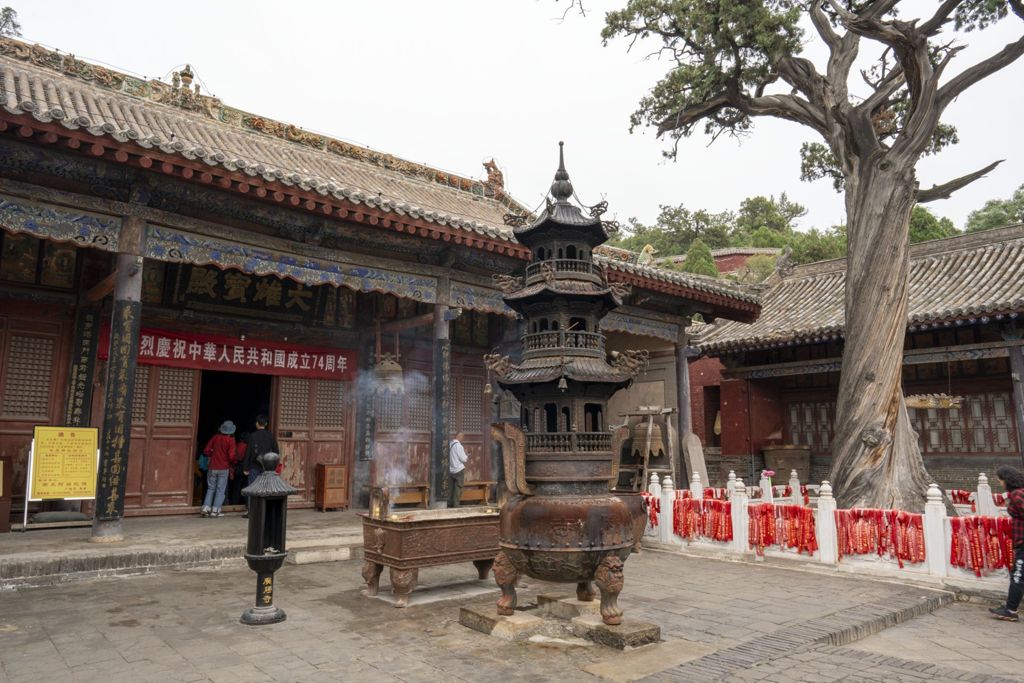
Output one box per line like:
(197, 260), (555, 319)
(675, 331), (693, 436)
(91, 215), (145, 542)
(64, 307), (101, 427)
(1010, 345), (1024, 470)
(430, 274), (452, 507)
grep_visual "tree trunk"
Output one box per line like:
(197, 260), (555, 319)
(827, 162), (934, 513)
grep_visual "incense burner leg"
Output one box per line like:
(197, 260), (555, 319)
(389, 567), (418, 608)
(576, 581), (596, 602)
(361, 561), (383, 597)
(494, 550), (518, 616)
(473, 559), (494, 580)
(595, 555), (624, 625)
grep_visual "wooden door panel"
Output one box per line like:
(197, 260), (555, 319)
(142, 437), (193, 506)
(124, 432), (147, 509)
(279, 440), (309, 497)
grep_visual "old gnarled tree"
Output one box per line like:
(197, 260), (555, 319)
(602, 1), (1024, 511)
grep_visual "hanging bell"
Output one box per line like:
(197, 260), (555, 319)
(558, 376), (568, 392)
(483, 382), (493, 395)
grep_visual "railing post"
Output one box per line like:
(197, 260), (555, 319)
(789, 470), (802, 506)
(760, 472), (773, 503)
(731, 478), (749, 554)
(646, 473), (661, 538)
(977, 472), (997, 516)
(924, 482), (948, 577)
(815, 481), (838, 565)
(690, 471), (702, 499)
(660, 476), (675, 544)
(726, 470), (736, 497)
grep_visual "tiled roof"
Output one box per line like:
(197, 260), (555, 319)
(0, 37), (518, 239)
(696, 224), (1024, 354)
(0, 37), (760, 318)
(498, 356), (633, 387)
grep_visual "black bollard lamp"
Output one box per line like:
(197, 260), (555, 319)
(240, 452), (296, 625)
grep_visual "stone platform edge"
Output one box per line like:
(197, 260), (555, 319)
(1, 539), (364, 589)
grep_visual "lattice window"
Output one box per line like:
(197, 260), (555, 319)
(459, 377), (483, 434)
(315, 380), (345, 429)
(786, 400), (835, 453)
(278, 377), (310, 428)
(155, 367), (194, 424)
(909, 391), (1018, 455)
(2, 334), (54, 418)
(405, 372), (432, 432)
(131, 366), (150, 423)
(375, 391), (403, 432)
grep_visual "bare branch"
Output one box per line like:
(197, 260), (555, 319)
(937, 34), (1024, 110)
(858, 68), (906, 114)
(916, 159), (1004, 203)
(810, 1), (841, 50)
(919, 0), (966, 36)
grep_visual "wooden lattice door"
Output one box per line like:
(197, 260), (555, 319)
(126, 365), (199, 509)
(274, 376), (353, 503)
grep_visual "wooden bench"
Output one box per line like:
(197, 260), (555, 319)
(460, 480), (496, 505)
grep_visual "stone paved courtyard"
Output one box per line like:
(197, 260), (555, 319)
(0, 549), (1021, 682)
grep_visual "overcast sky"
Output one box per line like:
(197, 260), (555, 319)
(14, 1), (1024, 233)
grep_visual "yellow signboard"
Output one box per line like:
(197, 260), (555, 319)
(29, 426), (100, 501)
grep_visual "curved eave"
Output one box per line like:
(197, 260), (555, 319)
(514, 213), (608, 247)
(2, 114), (536, 259)
(603, 266), (760, 323)
(698, 307), (1024, 355)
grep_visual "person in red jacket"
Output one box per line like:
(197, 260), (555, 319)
(990, 466), (1024, 621)
(201, 420), (237, 518)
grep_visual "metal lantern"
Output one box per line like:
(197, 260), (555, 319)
(240, 452), (297, 626)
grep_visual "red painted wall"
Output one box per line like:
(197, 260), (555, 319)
(713, 253), (756, 273)
(720, 379), (751, 456)
(688, 356), (724, 445)
(748, 379), (785, 454)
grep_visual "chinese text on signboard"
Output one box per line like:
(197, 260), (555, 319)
(98, 327), (356, 381)
(30, 426), (100, 501)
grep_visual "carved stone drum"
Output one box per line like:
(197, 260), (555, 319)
(488, 144), (648, 625)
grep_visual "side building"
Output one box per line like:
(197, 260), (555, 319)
(0, 36), (759, 525)
(691, 225), (1024, 490)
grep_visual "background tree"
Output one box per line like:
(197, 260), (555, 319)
(612, 203), (734, 253)
(965, 183), (1024, 232)
(603, 1), (1024, 511)
(0, 7), (21, 37)
(733, 193), (807, 242)
(680, 238), (719, 276)
(909, 206), (959, 242)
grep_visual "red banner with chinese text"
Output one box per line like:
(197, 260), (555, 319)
(97, 326), (356, 381)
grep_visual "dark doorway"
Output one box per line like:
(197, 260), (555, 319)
(195, 370), (273, 505)
(704, 386), (721, 448)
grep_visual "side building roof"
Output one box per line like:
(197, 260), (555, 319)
(696, 224), (1024, 354)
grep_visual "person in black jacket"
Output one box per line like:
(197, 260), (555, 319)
(242, 414), (280, 517)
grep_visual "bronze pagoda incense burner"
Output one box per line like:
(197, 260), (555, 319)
(488, 143), (647, 625)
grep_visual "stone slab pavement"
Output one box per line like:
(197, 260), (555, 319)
(0, 548), (1018, 682)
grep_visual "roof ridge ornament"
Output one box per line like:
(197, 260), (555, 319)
(550, 141), (574, 202)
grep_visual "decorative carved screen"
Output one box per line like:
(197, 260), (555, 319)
(459, 377), (484, 434)
(909, 392), (1018, 455)
(155, 367), (195, 424)
(1, 334), (55, 419)
(278, 377), (310, 428)
(315, 380), (345, 429)
(786, 400), (836, 453)
(405, 372), (432, 432)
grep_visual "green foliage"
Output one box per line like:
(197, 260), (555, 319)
(909, 206), (959, 243)
(789, 226), (847, 263)
(732, 254), (777, 283)
(602, 0), (803, 152)
(734, 193), (806, 238)
(680, 238), (719, 277)
(965, 184), (1024, 232)
(0, 7), (20, 37)
(610, 204), (733, 254)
